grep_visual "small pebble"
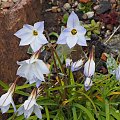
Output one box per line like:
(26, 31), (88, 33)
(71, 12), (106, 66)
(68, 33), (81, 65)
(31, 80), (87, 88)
(72, 1), (78, 8)
(51, 6), (58, 13)
(63, 3), (71, 10)
(82, 13), (88, 19)
(93, 5), (100, 10)
(86, 11), (94, 18)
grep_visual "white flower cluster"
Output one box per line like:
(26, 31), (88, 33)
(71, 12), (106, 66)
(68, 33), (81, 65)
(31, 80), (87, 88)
(0, 10), (120, 119)
(0, 11), (95, 119)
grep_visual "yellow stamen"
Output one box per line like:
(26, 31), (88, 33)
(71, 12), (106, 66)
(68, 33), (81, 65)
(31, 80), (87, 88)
(33, 30), (38, 36)
(71, 29), (77, 35)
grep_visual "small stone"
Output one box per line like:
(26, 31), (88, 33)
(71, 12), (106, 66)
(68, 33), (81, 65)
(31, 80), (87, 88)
(63, 3), (71, 10)
(82, 13), (88, 19)
(1, 2), (14, 9)
(86, 11), (94, 18)
(72, 1), (78, 8)
(93, 5), (100, 10)
(57, 8), (61, 12)
(51, 6), (58, 13)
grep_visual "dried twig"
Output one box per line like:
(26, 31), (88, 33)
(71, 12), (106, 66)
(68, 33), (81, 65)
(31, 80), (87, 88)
(104, 25), (120, 44)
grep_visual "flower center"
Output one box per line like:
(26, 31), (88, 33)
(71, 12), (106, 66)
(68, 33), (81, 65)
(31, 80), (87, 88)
(71, 29), (77, 35)
(33, 30), (38, 36)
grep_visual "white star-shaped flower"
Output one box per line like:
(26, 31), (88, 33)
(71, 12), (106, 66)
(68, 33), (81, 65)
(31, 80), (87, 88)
(14, 21), (48, 52)
(17, 88), (43, 119)
(57, 11), (87, 48)
(0, 82), (16, 113)
(17, 53), (50, 87)
(115, 64), (120, 81)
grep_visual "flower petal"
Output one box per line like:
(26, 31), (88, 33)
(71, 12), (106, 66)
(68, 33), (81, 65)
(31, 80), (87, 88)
(17, 63), (30, 78)
(24, 107), (34, 119)
(34, 105), (42, 119)
(71, 59), (83, 71)
(84, 77), (93, 91)
(77, 35), (87, 46)
(57, 28), (70, 44)
(84, 60), (95, 77)
(23, 24), (34, 30)
(36, 80), (42, 88)
(30, 38), (42, 52)
(14, 27), (32, 38)
(36, 60), (50, 74)
(24, 98), (36, 110)
(0, 92), (11, 107)
(33, 64), (45, 82)
(66, 35), (78, 48)
(34, 21), (44, 33)
(66, 58), (72, 68)
(17, 105), (24, 116)
(67, 11), (80, 28)
(77, 26), (86, 35)
(17, 59), (29, 65)
(0, 104), (10, 113)
(116, 65), (120, 81)
(11, 98), (16, 112)
(19, 34), (35, 46)
(37, 34), (48, 44)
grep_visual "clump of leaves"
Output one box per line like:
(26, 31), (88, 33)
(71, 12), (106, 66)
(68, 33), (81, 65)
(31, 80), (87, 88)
(84, 20), (100, 37)
(98, 11), (119, 25)
(77, 2), (93, 13)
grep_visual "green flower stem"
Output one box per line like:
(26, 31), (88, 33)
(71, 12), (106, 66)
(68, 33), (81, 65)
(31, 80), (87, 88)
(52, 47), (65, 74)
(45, 106), (50, 120)
(51, 48), (66, 100)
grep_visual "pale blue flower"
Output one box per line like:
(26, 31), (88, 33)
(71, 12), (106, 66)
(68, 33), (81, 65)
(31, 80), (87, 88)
(14, 21), (48, 52)
(57, 11), (87, 48)
(17, 54), (49, 87)
(84, 77), (93, 91)
(0, 83), (16, 113)
(17, 89), (43, 119)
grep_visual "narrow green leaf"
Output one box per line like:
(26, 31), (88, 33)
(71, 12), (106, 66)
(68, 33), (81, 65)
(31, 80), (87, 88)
(73, 103), (95, 120)
(110, 107), (120, 120)
(0, 80), (9, 89)
(105, 99), (110, 120)
(54, 110), (64, 120)
(72, 106), (77, 120)
(45, 106), (50, 120)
